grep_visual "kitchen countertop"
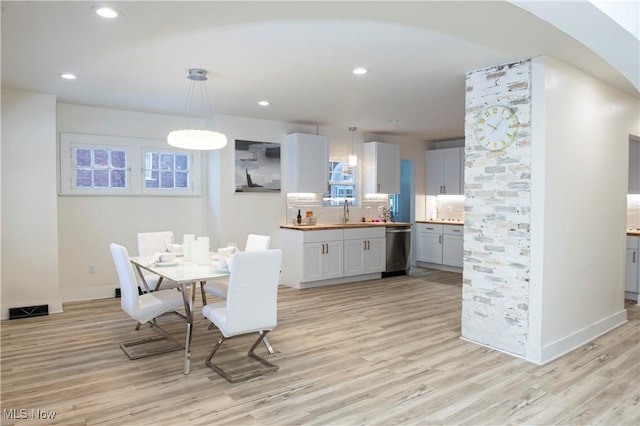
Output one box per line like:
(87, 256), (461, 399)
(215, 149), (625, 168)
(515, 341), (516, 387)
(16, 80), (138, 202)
(628, 230), (640, 236)
(281, 222), (412, 231)
(416, 220), (464, 225)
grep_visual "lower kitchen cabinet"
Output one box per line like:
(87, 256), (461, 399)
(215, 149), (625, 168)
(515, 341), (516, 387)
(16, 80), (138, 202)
(416, 223), (443, 263)
(626, 236), (639, 300)
(281, 227), (387, 289)
(416, 222), (463, 270)
(303, 240), (343, 282)
(343, 227), (386, 277)
(442, 225), (463, 267)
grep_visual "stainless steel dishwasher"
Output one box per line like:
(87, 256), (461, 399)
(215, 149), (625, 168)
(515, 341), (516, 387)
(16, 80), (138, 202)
(384, 226), (411, 276)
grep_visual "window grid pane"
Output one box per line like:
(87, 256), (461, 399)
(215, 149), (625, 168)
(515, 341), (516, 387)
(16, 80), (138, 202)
(144, 151), (191, 190)
(323, 160), (357, 206)
(74, 148), (127, 189)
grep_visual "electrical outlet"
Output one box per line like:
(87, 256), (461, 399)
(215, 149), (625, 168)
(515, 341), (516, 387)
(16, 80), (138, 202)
(88, 264), (96, 274)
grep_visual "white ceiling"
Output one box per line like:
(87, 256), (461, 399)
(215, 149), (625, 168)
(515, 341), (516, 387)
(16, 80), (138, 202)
(2, 1), (638, 142)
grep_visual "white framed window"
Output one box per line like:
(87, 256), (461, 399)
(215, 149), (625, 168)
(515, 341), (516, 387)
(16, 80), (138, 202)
(323, 160), (357, 207)
(59, 133), (202, 196)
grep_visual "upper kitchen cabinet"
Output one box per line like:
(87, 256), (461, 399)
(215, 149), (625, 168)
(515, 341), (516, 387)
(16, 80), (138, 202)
(426, 147), (463, 195)
(363, 141), (400, 194)
(629, 138), (640, 194)
(284, 133), (329, 193)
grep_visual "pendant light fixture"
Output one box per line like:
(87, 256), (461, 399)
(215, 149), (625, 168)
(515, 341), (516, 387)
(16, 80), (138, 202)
(348, 126), (357, 167)
(167, 68), (228, 150)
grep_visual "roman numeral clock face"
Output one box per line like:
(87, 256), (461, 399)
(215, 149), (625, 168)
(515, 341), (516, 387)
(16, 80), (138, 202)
(473, 105), (519, 151)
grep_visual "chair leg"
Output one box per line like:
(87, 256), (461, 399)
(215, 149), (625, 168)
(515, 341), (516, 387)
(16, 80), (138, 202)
(260, 331), (275, 354)
(200, 284), (208, 306)
(204, 331), (278, 383)
(120, 321), (183, 360)
(208, 327), (274, 353)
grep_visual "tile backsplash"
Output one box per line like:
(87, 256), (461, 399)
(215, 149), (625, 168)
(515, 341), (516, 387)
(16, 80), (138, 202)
(286, 193), (640, 227)
(426, 194), (465, 222)
(286, 193), (390, 225)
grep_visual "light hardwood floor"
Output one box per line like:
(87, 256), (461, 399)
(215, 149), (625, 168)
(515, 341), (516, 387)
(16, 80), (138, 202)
(1, 267), (639, 425)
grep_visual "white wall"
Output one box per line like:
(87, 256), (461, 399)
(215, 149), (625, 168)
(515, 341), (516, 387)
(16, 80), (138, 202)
(56, 104), (208, 302)
(1, 89), (61, 318)
(528, 56), (640, 363)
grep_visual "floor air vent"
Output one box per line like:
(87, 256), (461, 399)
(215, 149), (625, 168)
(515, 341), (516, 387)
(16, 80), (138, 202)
(9, 305), (49, 320)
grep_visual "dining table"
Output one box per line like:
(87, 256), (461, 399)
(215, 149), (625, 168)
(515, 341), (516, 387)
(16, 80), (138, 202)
(129, 254), (230, 375)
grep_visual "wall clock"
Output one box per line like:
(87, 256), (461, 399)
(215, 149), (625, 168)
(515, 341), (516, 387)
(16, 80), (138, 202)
(473, 105), (519, 151)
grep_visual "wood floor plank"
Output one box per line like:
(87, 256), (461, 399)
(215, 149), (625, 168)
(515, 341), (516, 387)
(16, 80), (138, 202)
(1, 267), (638, 425)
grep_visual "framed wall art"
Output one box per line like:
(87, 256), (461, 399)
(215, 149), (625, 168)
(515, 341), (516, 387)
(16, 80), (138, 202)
(234, 139), (281, 193)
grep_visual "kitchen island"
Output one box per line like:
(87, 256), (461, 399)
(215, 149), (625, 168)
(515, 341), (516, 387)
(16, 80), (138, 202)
(280, 222), (411, 289)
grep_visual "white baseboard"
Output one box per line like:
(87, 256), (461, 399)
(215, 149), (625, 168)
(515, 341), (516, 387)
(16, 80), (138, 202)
(415, 261), (462, 273)
(60, 286), (117, 304)
(530, 309), (628, 365)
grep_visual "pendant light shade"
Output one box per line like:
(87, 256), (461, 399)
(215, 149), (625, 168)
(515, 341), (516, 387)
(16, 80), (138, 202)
(167, 68), (228, 150)
(348, 126), (357, 166)
(167, 129), (227, 150)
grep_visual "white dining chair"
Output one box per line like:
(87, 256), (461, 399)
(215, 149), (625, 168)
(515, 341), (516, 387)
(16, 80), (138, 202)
(110, 243), (185, 359)
(202, 234), (271, 300)
(202, 249), (282, 382)
(137, 231), (180, 291)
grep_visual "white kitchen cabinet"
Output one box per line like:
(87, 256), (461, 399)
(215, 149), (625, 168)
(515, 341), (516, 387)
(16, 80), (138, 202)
(364, 141), (400, 194)
(303, 240), (343, 282)
(343, 227), (386, 277)
(625, 236), (639, 299)
(283, 133), (329, 193)
(281, 229), (343, 288)
(416, 223), (443, 263)
(629, 139), (640, 194)
(281, 226), (389, 288)
(416, 222), (463, 269)
(442, 225), (464, 267)
(425, 147), (463, 195)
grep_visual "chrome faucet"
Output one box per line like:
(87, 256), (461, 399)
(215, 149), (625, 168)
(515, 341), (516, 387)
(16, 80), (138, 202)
(343, 200), (350, 223)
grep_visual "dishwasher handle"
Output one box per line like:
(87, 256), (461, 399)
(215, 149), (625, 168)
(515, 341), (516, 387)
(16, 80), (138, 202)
(385, 227), (411, 234)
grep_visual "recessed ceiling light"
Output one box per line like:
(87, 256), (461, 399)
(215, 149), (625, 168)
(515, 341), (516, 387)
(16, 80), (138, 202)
(60, 73), (77, 80)
(353, 67), (368, 75)
(92, 6), (120, 19)
(258, 100), (270, 107)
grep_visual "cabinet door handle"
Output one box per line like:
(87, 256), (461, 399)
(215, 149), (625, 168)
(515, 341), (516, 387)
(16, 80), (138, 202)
(634, 251), (637, 263)
(325, 243), (328, 254)
(439, 235), (442, 244)
(364, 241), (367, 251)
(367, 240), (370, 250)
(321, 243), (325, 255)
(443, 185), (446, 194)
(377, 183), (381, 192)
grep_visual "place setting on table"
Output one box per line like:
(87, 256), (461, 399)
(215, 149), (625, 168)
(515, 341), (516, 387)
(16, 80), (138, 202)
(143, 235), (237, 271)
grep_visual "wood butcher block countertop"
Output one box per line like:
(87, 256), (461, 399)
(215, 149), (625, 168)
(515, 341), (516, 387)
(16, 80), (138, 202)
(628, 229), (640, 236)
(281, 222), (412, 231)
